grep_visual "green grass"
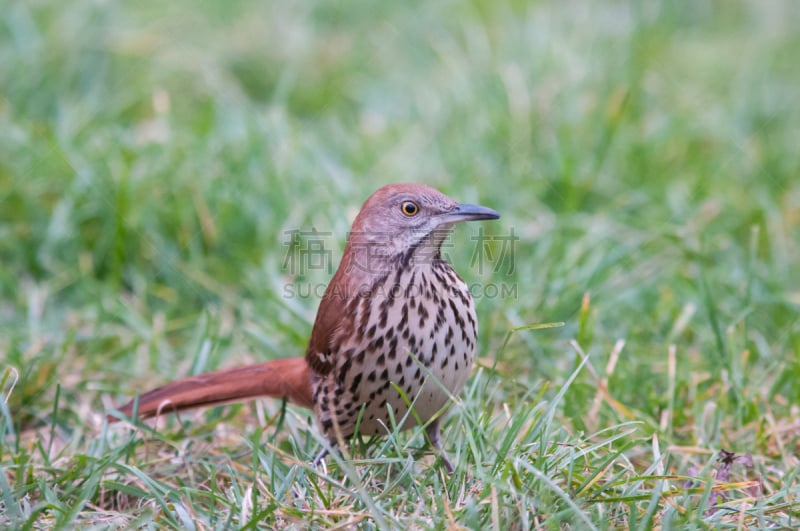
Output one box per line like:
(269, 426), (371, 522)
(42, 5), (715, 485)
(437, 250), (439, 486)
(2, 0), (799, 527)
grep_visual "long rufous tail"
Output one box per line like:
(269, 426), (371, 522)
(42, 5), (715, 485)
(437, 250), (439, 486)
(110, 357), (314, 421)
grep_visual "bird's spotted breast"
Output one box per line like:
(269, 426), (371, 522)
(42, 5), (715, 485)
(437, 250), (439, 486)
(312, 259), (477, 438)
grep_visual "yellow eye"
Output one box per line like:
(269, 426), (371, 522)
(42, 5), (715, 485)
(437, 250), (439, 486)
(400, 201), (419, 217)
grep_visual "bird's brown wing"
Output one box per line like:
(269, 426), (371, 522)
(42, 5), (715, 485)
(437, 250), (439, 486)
(304, 283), (344, 376)
(304, 259), (376, 376)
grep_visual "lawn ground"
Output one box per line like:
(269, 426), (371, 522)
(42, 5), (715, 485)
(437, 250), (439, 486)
(1, 0), (799, 528)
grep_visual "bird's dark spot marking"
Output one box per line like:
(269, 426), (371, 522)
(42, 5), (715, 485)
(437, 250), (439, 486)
(458, 290), (470, 307)
(405, 271), (417, 296)
(338, 357), (353, 384)
(359, 300), (371, 331)
(400, 303), (409, 329)
(419, 303), (429, 322)
(349, 373), (363, 395)
(449, 299), (466, 329)
(387, 285), (399, 305)
(435, 306), (446, 329)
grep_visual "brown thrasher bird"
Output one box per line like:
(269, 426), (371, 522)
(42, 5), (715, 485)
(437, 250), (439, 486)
(111, 183), (499, 471)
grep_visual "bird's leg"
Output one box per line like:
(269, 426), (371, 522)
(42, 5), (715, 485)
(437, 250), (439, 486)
(425, 419), (454, 473)
(312, 447), (329, 468)
(268, 398), (288, 443)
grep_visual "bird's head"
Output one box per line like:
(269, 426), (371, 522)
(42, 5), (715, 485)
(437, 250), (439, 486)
(346, 183), (500, 271)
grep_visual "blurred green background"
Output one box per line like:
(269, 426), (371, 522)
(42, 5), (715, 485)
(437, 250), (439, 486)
(1, 0), (798, 526)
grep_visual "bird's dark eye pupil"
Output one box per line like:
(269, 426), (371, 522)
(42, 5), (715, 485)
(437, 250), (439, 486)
(401, 201), (418, 216)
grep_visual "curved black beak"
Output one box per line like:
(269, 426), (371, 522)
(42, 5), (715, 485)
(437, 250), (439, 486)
(446, 203), (500, 222)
